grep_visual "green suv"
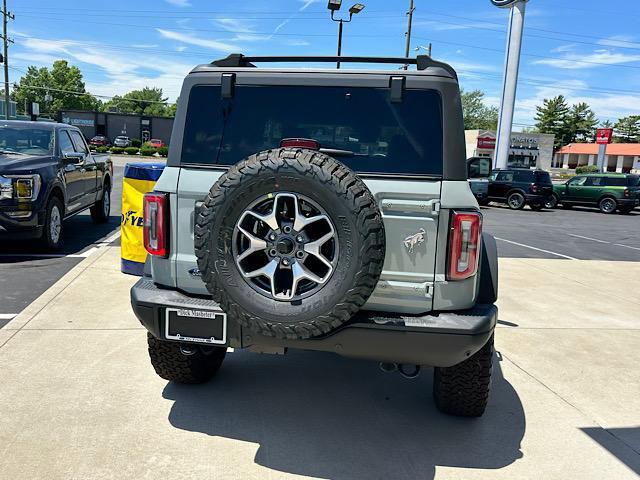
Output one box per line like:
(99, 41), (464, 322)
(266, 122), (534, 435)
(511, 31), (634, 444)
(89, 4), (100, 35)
(546, 173), (640, 214)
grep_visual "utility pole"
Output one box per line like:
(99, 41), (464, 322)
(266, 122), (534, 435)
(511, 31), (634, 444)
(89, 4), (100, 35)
(403, 0), (415, 70)
(1, 0), (14, 120)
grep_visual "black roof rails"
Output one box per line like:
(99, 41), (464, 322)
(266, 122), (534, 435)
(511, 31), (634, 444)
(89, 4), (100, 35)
(211, 54), (457, 79)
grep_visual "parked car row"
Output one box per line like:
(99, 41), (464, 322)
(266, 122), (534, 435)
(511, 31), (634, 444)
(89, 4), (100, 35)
(467, 157), (640, 214)
(89, 135), (167, 149)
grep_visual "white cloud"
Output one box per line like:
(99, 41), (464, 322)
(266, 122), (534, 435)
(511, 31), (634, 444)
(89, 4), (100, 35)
(299, 0), (317, 11)
(597, 35), (640, 50)
(165, 0), (191, 7)
(285, 39), (311, 47)
(156, 29), (239, 52)
(550, 43), (577, 53)
(532, 50), (640, 69)
(214, 18), (254, 34)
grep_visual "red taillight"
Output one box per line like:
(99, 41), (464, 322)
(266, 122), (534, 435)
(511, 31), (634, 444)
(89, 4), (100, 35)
(143, 193), (169, 257)
(280, 138), (320, 150)
(447, 211), (482, 281)
(531, 184), (539, 193)
(623, 188), (630, 198)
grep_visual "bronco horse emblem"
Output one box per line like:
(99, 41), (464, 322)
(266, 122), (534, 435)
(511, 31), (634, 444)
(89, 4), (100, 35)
(404, 228), (426, 253)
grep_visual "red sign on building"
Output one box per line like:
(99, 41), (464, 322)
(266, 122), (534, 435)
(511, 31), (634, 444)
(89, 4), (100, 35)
(477, 136), (496, 149)
(596, 128), (613, 145)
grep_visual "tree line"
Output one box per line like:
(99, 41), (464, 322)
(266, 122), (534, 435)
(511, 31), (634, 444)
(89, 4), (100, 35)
(533, 95), (639, 148)
(8, 60), (177, 118)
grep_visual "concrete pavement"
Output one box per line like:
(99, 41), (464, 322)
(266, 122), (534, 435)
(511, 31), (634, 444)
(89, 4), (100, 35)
(0, 247), (638, 479)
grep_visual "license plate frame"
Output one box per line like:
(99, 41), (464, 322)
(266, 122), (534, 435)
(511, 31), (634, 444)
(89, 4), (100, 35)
(165, 308), (227, 345)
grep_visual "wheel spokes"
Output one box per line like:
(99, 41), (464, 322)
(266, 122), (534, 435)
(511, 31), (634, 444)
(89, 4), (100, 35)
(236, 224), (267, 262)
(304, 231), (335, 270)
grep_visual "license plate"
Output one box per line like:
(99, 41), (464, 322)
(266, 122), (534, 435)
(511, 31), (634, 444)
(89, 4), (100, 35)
(165, 308), (227, 345)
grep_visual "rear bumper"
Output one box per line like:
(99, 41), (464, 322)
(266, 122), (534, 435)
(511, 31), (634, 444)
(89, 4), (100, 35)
(524, 193), (549, 203)
(131, 278), (497, 368)
(617, 198), (639, 208)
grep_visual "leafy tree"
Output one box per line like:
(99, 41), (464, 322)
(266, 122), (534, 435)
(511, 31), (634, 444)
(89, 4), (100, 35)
(13, 60), (100, 115)
(612, 115), (640, 143)
(534, 95), (570, 149)
(101, 87), (171, 116)
(461, 89), (499, 130)
(566, 102), (598, 143)
(599, 119), (614, 129)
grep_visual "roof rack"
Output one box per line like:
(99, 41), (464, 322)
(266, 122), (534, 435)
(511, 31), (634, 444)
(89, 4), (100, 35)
(210, 54), (457, 79)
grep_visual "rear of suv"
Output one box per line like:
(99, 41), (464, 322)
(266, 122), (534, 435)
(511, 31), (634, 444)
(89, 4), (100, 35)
(487, 168), (553, 210)
(130, 54), (499, 417)
(548, 173), (640, 214)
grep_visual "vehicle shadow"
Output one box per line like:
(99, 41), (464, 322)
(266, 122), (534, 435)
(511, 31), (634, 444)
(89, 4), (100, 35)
(0, 213), (120, 261)
(163, 349), (525, 479)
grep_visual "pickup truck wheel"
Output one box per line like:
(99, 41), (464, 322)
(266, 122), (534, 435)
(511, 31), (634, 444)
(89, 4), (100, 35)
(90, 184), (111, 223)
(433, 334), (493, 417)
(194, 148), (385, 340)
(147, 333), (226, 384)
(42, 197), (64, 250)
(507, 192), (525, 210)
(598, 197), (617, 214)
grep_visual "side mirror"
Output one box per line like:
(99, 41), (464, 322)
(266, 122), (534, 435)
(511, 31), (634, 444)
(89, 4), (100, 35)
(63, 151), (85, 163)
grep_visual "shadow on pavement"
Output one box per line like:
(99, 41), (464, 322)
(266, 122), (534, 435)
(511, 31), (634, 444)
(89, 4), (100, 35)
(0, 213), (119, 261)
(163, 349), (524, 479)
(581, 427), (640, 475)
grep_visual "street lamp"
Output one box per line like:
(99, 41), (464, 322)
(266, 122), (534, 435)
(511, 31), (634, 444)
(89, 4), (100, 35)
(327, 0), (365, 69)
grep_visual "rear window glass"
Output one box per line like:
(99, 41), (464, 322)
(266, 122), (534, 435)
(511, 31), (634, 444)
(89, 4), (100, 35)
(181, 85), (444, 175)
(513, 170), (533, 182)
(534, 171), (552, 184)
(628, 176), (639, 187)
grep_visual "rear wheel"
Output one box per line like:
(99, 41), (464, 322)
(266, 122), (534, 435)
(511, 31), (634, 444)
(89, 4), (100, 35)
(544, 194), (558, 209)
(433, 335), (494, 417)
(90, 183), (111, 223)
(598, 197), (617, 214)
(529, 202), (544, 211)
(507, 192), (525, 210)
(147, 333), (226, 384)
(619, 206), (633, 215)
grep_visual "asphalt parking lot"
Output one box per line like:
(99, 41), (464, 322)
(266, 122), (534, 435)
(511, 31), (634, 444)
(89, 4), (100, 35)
(0, 159), (127, 325)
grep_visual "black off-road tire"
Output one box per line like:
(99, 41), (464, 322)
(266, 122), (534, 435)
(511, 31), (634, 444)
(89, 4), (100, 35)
(433, 335), (494, 417)
(90, 183), (111, 223)
(619, 206), (634, 214)
(147, 334), (226, 384)
(598, 196), (617, 214)
(529, 202), (544, 211)
(544, 193), (558, 209)
(507, 191), (525, 210)
(194, 148), (385, 340)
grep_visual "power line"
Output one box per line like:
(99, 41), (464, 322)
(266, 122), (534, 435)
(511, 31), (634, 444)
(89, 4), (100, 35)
(1, 0), (15, 119)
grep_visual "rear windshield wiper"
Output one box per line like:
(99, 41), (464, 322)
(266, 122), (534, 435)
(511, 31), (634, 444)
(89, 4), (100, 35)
(319, 148), (368, 158)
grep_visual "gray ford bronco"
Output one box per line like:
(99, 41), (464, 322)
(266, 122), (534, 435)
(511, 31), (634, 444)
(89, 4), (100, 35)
(130, 54), (499, 417)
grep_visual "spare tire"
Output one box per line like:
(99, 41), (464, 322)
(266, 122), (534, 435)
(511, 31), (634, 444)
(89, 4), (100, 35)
(194, 148), (385, 340)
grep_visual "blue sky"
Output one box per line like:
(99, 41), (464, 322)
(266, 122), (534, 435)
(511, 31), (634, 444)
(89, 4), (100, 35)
(8, 0), (640, 127)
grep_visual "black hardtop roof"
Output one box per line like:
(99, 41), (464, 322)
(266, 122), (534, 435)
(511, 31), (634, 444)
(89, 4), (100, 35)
(193, 53), (458, 80)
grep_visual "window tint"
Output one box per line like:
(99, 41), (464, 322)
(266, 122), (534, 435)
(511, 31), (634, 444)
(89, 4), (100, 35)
(59, 131), (75, 155)
(604, 176), (627, 187)
(628, 176), (639, 187)
(69, 130), (88, 154)
(569, 176), (587, 186)
(513, 170), (534, 182)
(534, 171), (552, 184)
(467, 157), (491, 179)
(496, 171), (514, 182)
(181, 84), (444, 175)
(584, 176), (602, 186)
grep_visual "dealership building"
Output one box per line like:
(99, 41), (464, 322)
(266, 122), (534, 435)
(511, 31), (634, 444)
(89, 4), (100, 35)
(58, 110), (174, 145)
(553, 143), (640, 173)
(465, 129), (555, 170)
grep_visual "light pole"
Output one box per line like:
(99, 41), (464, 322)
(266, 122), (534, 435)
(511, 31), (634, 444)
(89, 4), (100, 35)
(492, 0), (529, 170)
(327, 0), (365, 69)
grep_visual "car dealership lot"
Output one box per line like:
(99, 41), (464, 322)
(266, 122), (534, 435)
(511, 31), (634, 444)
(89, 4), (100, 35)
(0, 194), (639, 479)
